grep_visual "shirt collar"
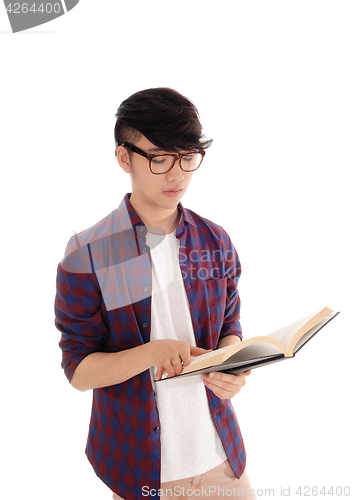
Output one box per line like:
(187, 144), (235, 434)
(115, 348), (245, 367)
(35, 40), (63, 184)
(116, 192), (197, 231)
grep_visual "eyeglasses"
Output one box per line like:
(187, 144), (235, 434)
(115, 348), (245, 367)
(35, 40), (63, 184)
(121, 142), (205, 175)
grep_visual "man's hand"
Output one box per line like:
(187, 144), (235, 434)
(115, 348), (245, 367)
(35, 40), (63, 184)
(201, 370), (251, 399)
(152, 339), (212, 381)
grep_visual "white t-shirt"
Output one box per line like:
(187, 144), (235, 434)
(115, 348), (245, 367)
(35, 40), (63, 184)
(147, 214), (227, 483)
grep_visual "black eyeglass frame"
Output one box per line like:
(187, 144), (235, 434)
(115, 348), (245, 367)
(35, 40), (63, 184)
(121, 142), (205, 175)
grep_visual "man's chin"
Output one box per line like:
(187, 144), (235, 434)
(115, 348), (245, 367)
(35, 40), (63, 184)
(160, 195), (184, 209)
(137, 189), (186, 210)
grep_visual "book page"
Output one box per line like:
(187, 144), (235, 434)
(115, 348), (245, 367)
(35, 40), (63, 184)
(180, 336), (284, 375)
(288, 307), (333, 353)
(292, 313), (336, 354)
(267, 310), (323, 353)
(186, 343), (239, 367)
(177, 307), (334, 376)
(225, 341), (284, 362)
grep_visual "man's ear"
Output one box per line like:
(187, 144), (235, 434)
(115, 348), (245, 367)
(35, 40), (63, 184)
(116, 145), (131, 173)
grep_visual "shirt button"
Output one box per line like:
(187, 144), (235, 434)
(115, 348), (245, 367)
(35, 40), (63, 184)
(139, 226), (145, 232)
(142, 322), (148, 328)
(144, 286), (149, 292)
(188, 284), (192, 288)
(142, 247), (147, 253)
(154, 426), (160, 432)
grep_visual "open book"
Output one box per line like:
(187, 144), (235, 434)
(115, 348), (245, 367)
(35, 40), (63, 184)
(156, 306), (339, 381)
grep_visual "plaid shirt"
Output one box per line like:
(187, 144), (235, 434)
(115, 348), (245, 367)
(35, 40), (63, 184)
(55, 193), (246, 499)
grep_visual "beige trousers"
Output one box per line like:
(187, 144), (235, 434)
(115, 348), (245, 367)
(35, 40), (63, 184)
(112, 460), (257, 499)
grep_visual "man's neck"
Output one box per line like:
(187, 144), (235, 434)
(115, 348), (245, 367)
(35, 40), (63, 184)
(129, 193), (181, 234)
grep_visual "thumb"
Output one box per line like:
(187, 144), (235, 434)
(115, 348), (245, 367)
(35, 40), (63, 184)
(190, 346), (213, 357)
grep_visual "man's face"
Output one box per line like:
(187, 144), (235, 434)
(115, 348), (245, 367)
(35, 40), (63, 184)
(125, 135), (194, 212)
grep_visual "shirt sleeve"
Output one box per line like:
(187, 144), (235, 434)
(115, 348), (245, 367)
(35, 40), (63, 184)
(219, 230), (243, 342)
(54, 238), (109, 382)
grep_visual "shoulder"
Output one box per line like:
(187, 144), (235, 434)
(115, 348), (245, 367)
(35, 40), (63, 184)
(68, 209), (120, 249)
(183, 206), (233, 247)
(183, 206), (240, 274)
(60, 208), (120, 273)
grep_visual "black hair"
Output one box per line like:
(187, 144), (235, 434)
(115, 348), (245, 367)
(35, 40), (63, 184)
(114, 87), (212, 154)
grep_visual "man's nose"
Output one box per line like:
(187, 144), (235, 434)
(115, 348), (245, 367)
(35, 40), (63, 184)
(165, 160), (184, 180)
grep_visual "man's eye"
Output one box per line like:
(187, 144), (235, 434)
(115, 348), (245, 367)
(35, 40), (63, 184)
(183, 155), (194, 161)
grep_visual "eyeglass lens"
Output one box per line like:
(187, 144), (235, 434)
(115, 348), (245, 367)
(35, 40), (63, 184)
(150, 153), (202, 174)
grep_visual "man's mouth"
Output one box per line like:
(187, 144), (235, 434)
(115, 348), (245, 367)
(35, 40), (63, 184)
(163, 188), (183, 196)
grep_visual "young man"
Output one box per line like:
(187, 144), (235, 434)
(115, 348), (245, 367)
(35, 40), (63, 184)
(55, 88), (255, 499)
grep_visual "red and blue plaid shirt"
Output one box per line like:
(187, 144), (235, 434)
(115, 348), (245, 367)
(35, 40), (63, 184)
(55, 193), (246, 499)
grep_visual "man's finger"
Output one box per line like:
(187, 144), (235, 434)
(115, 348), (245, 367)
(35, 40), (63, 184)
(189, 346), (213, 357)
(155, 366), (164, 381)
(171, 355), (183, 374)
(163, 360), (176, 377)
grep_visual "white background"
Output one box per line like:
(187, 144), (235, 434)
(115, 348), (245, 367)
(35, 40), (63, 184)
(1, 1), (351, 499)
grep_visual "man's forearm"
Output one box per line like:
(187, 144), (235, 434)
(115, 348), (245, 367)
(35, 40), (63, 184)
(217, 334), (242, 349)
(70, 342), (155, 392)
